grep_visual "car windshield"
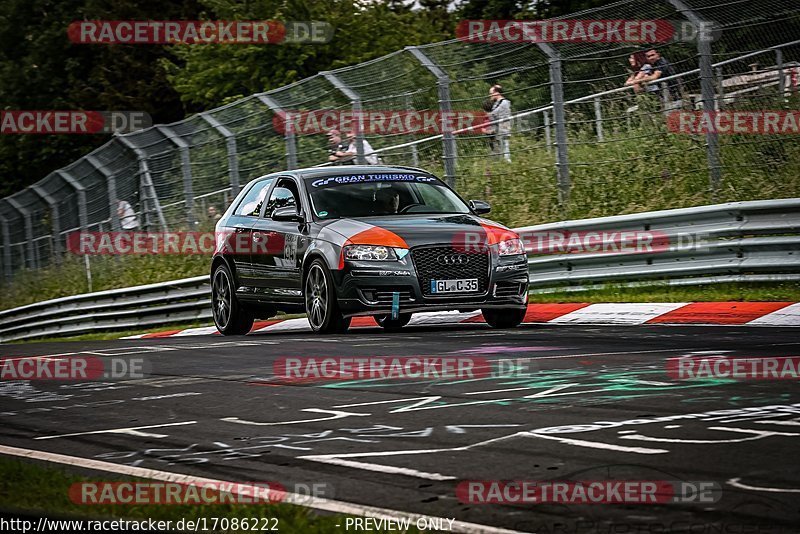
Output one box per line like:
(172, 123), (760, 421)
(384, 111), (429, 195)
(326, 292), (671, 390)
(305, 172), (471, 219)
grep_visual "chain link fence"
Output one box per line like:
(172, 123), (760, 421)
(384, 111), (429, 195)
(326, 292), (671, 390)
(1, 0), (799, 285)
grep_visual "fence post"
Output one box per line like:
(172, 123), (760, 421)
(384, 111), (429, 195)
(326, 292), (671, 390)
(31, 184), (62, 264)
(256, 94), (298, 170)
(157, 126), (196, 228)
(6, 197), (36, 270)
(404, 92), (419, 167)
(406, 46), (457, 187)
(58, 169), (93, 291)
(543, 110), (552, 154)
(668, 0), (722, 199)
(593, 97), (604, 142)
(537, 43), (570, 210)
(116, 135), (168, 231)
(86, 155), (121, 231)
(776, 48), (786, 99)
(0, 213), (10, 281)
(200, 112), (241, 196)
(321, 72), (367, 165)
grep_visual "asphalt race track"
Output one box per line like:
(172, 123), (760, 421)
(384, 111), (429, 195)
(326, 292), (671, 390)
(1, 323), (799, 533)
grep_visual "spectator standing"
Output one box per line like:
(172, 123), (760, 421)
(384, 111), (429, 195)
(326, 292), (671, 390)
(342, 130), (379, 165)
(486, 84), (512, 162)
(638, 48), (682, 107)
(116, 199), (139, 230)
(326, 129), (353, 165)
(624, 52), (655, 94)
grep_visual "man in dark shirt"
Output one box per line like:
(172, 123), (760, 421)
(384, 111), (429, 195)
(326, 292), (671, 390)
(638, 48), (682, 103)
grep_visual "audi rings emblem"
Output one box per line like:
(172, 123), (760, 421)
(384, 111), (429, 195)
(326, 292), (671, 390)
(437, 254), (469, 265)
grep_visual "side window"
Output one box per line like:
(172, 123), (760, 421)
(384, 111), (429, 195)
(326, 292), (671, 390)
(264, 180), (299, 218)
(416, 184), (450, 212)
(235, 179), (274, 216)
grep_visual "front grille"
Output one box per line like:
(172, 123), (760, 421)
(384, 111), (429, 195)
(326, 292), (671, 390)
(412, 246), (489, 297)
(361, 288), (415, 305)
(494, 282), (524, 298)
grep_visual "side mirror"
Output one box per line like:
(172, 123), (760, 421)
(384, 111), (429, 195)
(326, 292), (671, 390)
(469, 200), (491, 215)
(272, 206), (304, 222)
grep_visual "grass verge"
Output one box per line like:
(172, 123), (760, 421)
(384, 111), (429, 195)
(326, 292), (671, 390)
(0, 456), (421, 533)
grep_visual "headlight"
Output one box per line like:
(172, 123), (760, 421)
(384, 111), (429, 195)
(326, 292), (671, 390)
(498, 238), (524, 256)
(344, 245), (400, 261)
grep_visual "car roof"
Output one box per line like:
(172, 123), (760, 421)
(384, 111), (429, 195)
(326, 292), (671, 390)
(258, 165), (434, 181)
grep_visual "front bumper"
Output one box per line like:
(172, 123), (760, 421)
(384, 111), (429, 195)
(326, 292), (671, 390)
(334, 248), (528, 318)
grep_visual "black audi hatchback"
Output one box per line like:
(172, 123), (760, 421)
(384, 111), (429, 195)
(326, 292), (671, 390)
(210, 166), (529, 334)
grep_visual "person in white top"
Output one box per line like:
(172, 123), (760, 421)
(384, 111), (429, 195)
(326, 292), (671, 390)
(342, 130), (379, 165)
(116, 199), (139, 230)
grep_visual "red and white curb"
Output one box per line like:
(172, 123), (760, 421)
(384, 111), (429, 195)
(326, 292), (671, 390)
(120, 302), (800, 339)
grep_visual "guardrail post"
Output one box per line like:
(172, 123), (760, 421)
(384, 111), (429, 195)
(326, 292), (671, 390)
(58, 169), (93, 291)
(200, 112), (241, 196)
(593, 97), (604, 142)
(257, 94), (298, 170)
(116, 135), (168, 231)
(156, 126), (196, 228)
(668, 0), (722, 200)
(406, 46), (457, 187)
(537, 43), (570, 210)
(6, 197), (36, 270)
(86, 155), (121, 231)
(31, 184), (62, 265)
(321, 72), (367, 166)
(715, 67), (725, 109)
(0, 211), (13, 280)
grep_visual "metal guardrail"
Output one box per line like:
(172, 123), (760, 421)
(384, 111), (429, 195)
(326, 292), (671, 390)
(0, 198), (797, 342)
(0, 276), (210, 343)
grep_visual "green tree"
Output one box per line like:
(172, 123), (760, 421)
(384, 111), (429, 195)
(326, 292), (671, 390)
(162, 0), (455, 108)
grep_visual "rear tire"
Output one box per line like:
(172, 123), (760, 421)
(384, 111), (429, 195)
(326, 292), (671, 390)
(305, 259), (351, 334)
(375, 313), (412, 331)
(212, 263), (255, 335)
(482, 307), (526, 329)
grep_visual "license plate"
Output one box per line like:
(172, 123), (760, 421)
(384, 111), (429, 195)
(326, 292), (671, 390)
(430, 278), (478, 293)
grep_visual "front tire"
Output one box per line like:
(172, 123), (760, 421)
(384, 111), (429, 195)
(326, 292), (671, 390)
(374, 313), (412, 331)
(482, 307), (526, 329)
(305, 259), (351, 334)
(212, 263), (255, 335)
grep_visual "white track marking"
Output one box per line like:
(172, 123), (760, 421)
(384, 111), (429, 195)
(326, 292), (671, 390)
(34, 421), (196, 440)
(727, 478), (800, 493)
(301, 457), (456, 481)
(0, 444), (525, 534)
(222, 409), (371, 426)
(549, 303), (689, 324)
(525, 432), (669, 454)
(747, 303), (800, 326)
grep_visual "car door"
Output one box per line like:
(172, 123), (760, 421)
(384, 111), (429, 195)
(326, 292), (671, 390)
(249, 177), (307, 303)
(223, 178), (274, 290)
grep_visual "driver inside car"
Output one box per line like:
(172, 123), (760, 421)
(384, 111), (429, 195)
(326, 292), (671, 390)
(374, 187), (401, 214)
